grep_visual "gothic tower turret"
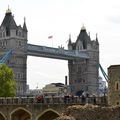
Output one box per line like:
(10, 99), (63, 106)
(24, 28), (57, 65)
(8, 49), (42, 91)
(0, 8), (28, 96)
(68, 26), (99, 96)
(68, 34), (72, 50)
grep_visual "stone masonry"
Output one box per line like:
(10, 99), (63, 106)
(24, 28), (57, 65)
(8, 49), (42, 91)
(68, 26), (99, 96)
(0, 8), (27, 96)
(108, 65), (120, 106)
(55, 104), (120, 120)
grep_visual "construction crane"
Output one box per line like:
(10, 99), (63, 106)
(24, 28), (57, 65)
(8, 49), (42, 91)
(0, 49), (13, 64)
(99, 63), (108, 82)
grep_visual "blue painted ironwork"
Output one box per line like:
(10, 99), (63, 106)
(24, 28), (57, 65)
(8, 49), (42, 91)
(99, 64), (108, 82)
(0, 49), (12, 64)
(27, 44), (89, 60)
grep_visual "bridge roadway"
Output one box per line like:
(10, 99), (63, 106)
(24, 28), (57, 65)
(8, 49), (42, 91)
(0, 96), (107, 120)
(27, 44), (89, 60)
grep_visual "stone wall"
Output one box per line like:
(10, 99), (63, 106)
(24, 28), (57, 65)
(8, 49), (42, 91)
(108, 65), (120, 106)
(55, 104), (120, 120)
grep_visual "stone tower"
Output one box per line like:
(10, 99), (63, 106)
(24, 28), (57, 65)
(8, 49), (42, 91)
(68, 26), (99, 96)
(108, 65), (120, 106)
(0, 8), (28, 96)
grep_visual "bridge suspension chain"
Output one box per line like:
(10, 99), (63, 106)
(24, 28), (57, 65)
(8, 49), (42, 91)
(0, 49), (12, 64)
(99, 64), (108, 82)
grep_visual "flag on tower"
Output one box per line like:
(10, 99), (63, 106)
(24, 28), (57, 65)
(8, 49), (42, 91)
(48, 35), (53, 39)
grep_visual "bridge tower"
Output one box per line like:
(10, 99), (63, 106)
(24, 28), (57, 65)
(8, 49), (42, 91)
(0, 8), (27, 96)
(68, 26), (99, 96)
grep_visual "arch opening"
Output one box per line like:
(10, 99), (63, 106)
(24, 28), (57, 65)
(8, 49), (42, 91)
(11, 108), (31, 120)
(37, 109), (60, 120)
(0, 113), (6, 120)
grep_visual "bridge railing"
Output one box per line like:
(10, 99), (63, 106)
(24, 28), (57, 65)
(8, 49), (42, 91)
(0, 96), (108, 106)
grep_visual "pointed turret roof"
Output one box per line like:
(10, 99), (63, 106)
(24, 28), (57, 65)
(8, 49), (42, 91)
(23, 17), (28, 32)
(1, 8), (17, 29)
(76, 25), (90, 49)
(81, 24), (86, 31)
(68, 34), (72, 45)
(77, 25), (88, 42)
(96, 33), (99, 45)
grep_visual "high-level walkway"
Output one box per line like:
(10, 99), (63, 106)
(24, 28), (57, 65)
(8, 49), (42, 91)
(27, 44), (89, 60)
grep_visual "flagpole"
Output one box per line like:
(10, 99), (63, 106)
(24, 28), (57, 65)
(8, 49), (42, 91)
(52, 38), (53, 47)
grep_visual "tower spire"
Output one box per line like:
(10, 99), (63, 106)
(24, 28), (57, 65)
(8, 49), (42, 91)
(96, 33), (99, 45)
(68, 34), (72, 45)
(6, 5), (11, 14)
(81, 24), (86, 31)
(24, 17), (26, 23)
(23, 17), (28, 32)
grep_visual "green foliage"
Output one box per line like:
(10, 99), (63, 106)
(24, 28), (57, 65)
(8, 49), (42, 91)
(0, 64), (16, 97)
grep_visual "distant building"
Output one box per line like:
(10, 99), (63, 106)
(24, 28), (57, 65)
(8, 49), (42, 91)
(42, 83), (66, 96)
(98, 76), (107, 96)
(26, 88), (42, 97)
(108, 65), (120, 106)
(68, 26), (99, 96)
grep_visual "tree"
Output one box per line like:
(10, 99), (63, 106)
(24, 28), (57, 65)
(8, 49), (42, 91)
(0, 64), (16, 97)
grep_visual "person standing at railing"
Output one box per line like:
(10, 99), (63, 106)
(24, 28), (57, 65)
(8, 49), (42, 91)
(81, 95), (85, 104)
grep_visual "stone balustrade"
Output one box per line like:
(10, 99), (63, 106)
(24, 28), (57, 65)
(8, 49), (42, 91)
(0, 96), (107, 106)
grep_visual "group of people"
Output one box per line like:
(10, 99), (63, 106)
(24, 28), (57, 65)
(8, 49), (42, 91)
(35, 93), (98, 104)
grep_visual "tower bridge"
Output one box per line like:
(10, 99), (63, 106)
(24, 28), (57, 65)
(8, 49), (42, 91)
(0, 9), (99, 96)
(27, 44), (89, 60)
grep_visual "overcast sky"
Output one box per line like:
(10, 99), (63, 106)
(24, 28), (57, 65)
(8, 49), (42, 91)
(0, 0), (120, 89)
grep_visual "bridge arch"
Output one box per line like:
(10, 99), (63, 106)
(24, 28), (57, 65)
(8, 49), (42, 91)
(36, 108), (60, 120)
(10, 107), (32, 120)
(0, 112), (6, 120)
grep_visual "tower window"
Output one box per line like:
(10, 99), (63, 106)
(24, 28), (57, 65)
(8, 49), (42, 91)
(3, 32), (5, 37)
(0, 41), (2, 47)
(16, 30), (18, 36)
(22, 32), (24, 37)
(116, 102), (119, 105)
(19, 41), (22, 46)
(115, 81), (119, 91)
(19, 31), (21, 37)
(116, 83), (119, 90)
(0, 32), (2, 38)
(6, 27), (10, 36)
